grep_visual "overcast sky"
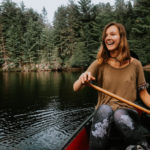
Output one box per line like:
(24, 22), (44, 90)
(0, 0), (115, 23)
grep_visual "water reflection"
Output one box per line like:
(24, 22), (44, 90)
(0, 71), (149, 150)
(0, 72), (96, 150)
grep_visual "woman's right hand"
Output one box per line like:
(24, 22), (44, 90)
(79, 72), (95, 84)
(73, 72), (95, 91)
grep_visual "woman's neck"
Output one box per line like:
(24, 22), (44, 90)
(109, 50), (119, 58)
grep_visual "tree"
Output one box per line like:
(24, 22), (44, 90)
(0, 0), (44, 69)
(75, 0), (100, 65)
(114, 0), (128, 24)
(0, 24), (9, 70)
(129, 0), (150, 64)
(0, 0), (149, 71)
(0, 0), (24, 68)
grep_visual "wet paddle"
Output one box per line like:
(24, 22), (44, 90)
(87, 82), (150, 114)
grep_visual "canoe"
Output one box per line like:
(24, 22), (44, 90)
(61, 112), (93, 150)
(61, 111), (150, 150)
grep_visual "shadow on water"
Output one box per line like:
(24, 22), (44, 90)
(0, 72), (97, 150)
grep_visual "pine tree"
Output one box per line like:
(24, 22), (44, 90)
(0, 24), (9, 70)
(130, 0), (150, 64)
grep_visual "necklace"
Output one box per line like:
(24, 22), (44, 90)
(109, 57), (131, 68)
(109, 57), (121, 63)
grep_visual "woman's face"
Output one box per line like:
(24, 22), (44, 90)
(104, 25), (120, 52)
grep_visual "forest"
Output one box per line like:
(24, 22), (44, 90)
(0, 0), (150, 71)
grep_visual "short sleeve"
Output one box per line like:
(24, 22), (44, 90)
(136, 60), (148, 91)
(86, 60), (99, 77)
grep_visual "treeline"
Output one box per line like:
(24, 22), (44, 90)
(0, 0), (149, 71)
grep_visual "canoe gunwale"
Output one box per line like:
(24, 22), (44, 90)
(61, 112), (94, 150)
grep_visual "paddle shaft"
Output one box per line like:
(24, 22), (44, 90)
(87, 82), (150, 114)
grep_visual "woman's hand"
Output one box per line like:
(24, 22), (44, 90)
(73, 72), (95, 91)
(79, 72), (95, 84)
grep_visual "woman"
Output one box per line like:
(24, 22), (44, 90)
(73, 22), (150, 150)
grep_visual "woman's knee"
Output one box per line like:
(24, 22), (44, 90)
(95, 104), (113, 119)
(113, 108), (136, 131)
(113, 108), (139, 124)
(90, 105), (113, 150)
(113, 108), (126, 121)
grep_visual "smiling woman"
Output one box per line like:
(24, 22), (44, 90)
(105, 25), (121, 52)
(73, 22), (150, 150)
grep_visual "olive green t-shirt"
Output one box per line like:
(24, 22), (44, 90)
(86, 58), (146, 110)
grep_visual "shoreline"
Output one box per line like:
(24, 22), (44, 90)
(144, 64), (150, 71)
(0, 67), (85, 72)
(0, 64), (149, 72)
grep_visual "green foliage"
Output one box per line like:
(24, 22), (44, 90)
(0, 0), (149, 71)
(70, 42), (90, 67)
(128, 0), (150, 64)
(0, 0), (44, 68)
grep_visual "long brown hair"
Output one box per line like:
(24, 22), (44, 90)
(97, 22), (131, 64)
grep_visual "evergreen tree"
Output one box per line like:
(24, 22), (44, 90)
(114, 0), (131, 25)
(130, 0), (150, 64)
(53, 5), (68, 65)
(0, 0), (149, 71)
(22, 9), (43, 65)
(0, 0), (24, 68)
(76, 0), (99, 66)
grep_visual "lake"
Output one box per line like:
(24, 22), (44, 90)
(0, 71), (149, 150)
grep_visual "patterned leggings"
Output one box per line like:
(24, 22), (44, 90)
(89, 104), (149, 150)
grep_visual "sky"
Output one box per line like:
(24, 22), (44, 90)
(0, 0), (115, 24)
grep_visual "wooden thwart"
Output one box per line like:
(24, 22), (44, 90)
(87, 82), (150, 114)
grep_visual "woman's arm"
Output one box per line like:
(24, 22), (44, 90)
(73, 72), (95, 91)
(139, 89), (150, 108)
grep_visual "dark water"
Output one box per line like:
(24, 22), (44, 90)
(0, 71), (149, 150)
(0, 72), (97, 150)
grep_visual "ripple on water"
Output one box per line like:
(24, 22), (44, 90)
(0, 98), (94, 150)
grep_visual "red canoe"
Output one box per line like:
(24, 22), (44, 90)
(61, 112), (150, 150)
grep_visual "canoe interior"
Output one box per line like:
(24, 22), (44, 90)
(62, 112), (150, 150)
(65, 127), (90, 150)
(62, 113), (93, 150)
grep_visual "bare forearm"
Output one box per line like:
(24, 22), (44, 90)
(140, 89), (150, 108)
(73, 79), (84, 91)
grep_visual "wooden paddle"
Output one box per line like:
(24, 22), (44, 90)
(87, 82), (150, 114)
